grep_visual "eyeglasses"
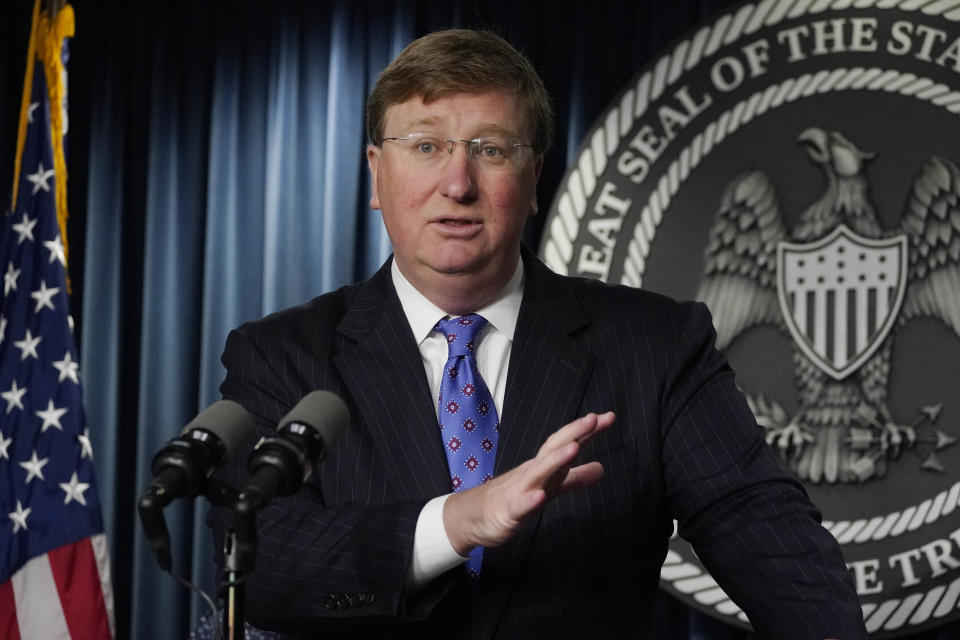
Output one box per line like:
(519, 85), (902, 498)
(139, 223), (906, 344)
(380, 132), (534, 172)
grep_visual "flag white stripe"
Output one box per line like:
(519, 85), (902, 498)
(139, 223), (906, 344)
(876, 284), (890, 332)
(814, 288), (828, 357)
(91, 533), (116, 637)
(793, 288), (807, 336)
(834, 287), (848, 368)
(11, 552), (71, 640)
(856, 286), (869, 357)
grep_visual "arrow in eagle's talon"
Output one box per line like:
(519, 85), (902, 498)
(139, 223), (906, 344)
(921, 452), (946, 473)
(935, 430), (957, 450)
(911, 404), (943, 428)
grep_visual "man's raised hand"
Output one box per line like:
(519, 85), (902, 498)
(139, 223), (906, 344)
(443, 411), (615, 556)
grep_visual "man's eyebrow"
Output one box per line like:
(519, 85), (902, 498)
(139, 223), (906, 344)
(401, 117), (442, 131)
(399, 119), (522, 139)
(470, 124), (522, 139)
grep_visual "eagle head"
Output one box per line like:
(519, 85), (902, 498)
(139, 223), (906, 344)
(794, 127), (881, 240)
(798, 127), (875, 178)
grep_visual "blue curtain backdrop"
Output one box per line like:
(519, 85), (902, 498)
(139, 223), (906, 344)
(2, 0), (955, 638)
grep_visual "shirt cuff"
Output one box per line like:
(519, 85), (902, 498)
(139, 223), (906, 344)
(407, 494), (468, 588)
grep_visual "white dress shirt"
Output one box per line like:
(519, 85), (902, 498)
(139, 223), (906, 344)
(390, 259), (525, 587)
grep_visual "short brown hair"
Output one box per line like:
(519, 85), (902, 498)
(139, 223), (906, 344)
(366, 29), (554, 155)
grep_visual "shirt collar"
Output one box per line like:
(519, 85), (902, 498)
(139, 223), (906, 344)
(391, 258), (525, 345)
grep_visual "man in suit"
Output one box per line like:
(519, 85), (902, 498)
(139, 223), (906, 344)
(208, 29), (866, 638)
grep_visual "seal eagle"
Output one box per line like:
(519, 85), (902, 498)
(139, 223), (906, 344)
(696, 128), (960, 483)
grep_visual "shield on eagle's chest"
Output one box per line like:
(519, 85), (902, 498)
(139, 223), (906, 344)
(776, 224), (908, 380)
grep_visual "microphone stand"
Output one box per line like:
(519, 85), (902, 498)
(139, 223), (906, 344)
(189, 479), (248, 640)
(223, 485), (274, 640)
(221, 529), (249, 640)
(222, 414), (330, 637)
(139, 476), (248, 638)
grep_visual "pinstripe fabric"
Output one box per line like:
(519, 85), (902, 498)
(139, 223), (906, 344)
(206, 249), (866, 639)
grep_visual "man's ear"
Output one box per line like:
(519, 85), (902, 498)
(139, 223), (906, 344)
(366, 144), (381, 210)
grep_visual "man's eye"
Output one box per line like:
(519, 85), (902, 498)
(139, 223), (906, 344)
(415, 141), (438, 154)
(478, 142), (507, 158)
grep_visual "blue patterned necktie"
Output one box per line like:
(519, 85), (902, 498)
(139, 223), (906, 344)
(435, 314), (500, 579)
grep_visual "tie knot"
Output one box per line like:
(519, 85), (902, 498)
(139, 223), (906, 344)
(435, 314), (488, 357)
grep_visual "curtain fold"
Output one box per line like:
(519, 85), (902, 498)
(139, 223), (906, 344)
(131, 11), (213, 633)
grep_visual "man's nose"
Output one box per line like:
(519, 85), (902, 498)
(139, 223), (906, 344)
(438, 144), (478, 202)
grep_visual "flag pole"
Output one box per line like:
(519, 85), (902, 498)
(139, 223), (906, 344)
(1, 2), (114, 636)
(10, 0), (42, 217)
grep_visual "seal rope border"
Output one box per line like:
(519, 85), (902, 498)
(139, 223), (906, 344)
(539, 0), (960, 634)
(824, 477), (960, 545)
(542, 0), (960, 277)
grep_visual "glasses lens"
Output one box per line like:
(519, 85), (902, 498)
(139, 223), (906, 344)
(469, 137), (514, 164)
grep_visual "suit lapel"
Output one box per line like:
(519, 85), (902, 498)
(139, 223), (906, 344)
(333, 260), (451, 500)
(496, 254), (595, 473)
(475, 250), (596, 637)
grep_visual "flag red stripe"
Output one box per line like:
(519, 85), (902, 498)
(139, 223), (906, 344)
(0, 578), (22, 640)
(47, 538), (111, 639)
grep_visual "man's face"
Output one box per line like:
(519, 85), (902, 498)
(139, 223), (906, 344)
(367, 90), (541, 300)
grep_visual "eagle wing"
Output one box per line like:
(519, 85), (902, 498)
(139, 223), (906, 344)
(900, 156), (960, 339)
(695, 170), (787, 350)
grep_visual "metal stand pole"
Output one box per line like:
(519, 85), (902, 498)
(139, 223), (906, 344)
(222, 530), (246, 640)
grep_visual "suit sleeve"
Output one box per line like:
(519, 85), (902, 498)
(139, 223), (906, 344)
(206, 325), (455, 632)
(661, 302), (866, 639)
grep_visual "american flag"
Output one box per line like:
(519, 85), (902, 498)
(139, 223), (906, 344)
(0, 2), (114, 638)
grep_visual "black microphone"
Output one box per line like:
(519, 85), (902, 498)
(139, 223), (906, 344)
(236, 390), (349, 515)
(138, 400), (254, 570)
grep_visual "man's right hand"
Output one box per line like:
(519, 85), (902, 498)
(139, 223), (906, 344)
(442, 411), (615, 556)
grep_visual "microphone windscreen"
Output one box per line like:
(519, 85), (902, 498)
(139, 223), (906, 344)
(182, 399), (254, 457)
(279, 390), (349, 448)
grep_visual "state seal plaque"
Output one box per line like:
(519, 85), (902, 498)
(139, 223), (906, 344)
(539, 2), (960, 636)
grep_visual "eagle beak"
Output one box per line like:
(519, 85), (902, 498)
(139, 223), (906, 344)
(832, 131), (875, 162)
(798, 127), (830, 164)
(829, 131), (874, 177)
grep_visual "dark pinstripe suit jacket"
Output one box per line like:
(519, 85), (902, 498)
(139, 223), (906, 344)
(207, 249), (866, 639)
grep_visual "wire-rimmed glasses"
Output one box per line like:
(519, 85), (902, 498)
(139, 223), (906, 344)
(380, 132), (534, 172)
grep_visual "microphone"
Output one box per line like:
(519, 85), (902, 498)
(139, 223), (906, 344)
(236, 390), (349, 514)
(138, 399), (254, 570)
(145, 400), (254, 503)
